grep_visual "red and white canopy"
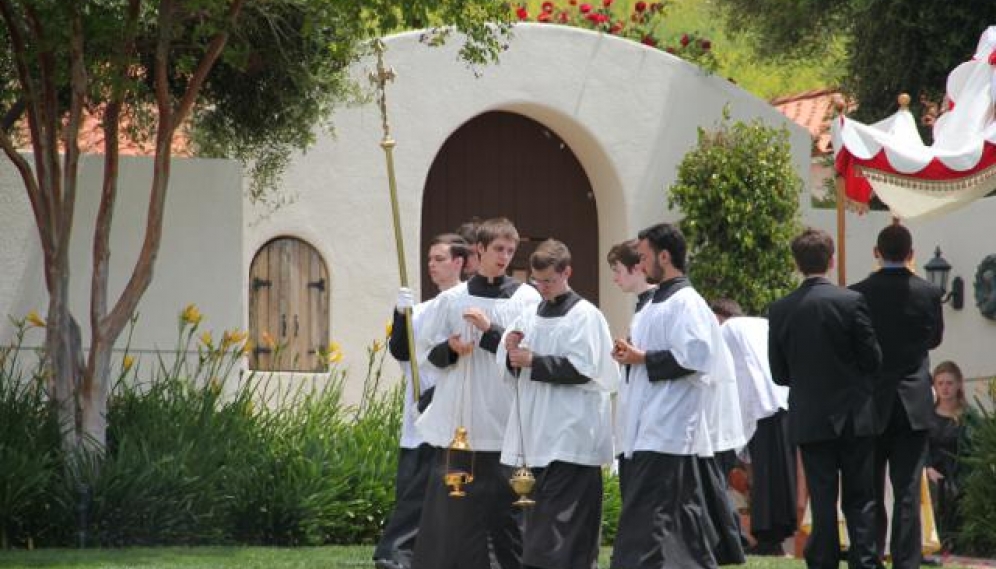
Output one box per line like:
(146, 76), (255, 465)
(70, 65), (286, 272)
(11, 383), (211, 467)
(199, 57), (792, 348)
(832, 26), (996, 220)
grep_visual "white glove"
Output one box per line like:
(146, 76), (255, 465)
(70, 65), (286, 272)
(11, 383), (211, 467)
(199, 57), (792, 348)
(396, 287), (415, 313)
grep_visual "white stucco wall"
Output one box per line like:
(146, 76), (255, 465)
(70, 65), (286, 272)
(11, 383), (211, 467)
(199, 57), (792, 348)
(0, 154), (244, 371)
(245, 24), (812, 400)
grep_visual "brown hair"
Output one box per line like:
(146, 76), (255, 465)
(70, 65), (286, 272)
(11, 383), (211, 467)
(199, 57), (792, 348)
(876, 223), (913, 263)
(607, 239), (641, 270)
(710, 298), (744, 319)
(530, 239), (571, 273)
(476, 217), (519, 248)
(791, 228), (834, 275)
(454, 218), (481, 245)
(429, 233), (470, 265)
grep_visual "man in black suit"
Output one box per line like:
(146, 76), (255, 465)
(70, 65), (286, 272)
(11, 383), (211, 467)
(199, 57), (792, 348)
(768, 228), (882, 569)
(850, 224), (944, 569)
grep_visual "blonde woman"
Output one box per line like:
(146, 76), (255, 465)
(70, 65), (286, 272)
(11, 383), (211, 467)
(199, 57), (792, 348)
(926, 361), (976, 552)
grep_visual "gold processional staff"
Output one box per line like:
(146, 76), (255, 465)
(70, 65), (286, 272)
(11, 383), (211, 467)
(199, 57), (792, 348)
(369, 39), (420, 403)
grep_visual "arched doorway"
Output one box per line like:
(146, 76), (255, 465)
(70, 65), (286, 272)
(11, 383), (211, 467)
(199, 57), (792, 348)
(248, 237), (330, 372)
(420, 111), (599, 302)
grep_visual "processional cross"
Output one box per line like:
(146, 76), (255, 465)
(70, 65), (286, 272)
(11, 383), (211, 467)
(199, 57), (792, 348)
(370, 38), (420, 402)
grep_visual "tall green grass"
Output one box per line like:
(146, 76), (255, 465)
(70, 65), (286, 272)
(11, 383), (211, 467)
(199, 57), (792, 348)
(0, 312), (401, 549)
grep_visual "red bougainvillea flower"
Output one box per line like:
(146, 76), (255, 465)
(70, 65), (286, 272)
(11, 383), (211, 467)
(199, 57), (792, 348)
(609, 22), (623, 33)
(665, 46), (676, 54)
(989, 49), (996, 66)
(538, 11), (551, 22)
(579, 3), (591, 13)
(558, 11), (569, 22)
(603, 0), (613, 6)
(516, 6), (528, 20)
(700, 38), (712, 50)
(641, 35), (657, 47)
(542, 1), (554, 13)
(634, 1), (647, 12)
(679, 33), (690, 47)
(650, 2), (662, 12)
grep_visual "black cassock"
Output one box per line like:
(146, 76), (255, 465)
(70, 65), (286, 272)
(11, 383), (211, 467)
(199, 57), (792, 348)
(747, 409), (798, 546)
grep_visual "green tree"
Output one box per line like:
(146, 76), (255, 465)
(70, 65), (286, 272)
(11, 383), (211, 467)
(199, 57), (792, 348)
(667, 112), (802, 315)
(714, 0), (996, 126)
(0, 0), (510, 453)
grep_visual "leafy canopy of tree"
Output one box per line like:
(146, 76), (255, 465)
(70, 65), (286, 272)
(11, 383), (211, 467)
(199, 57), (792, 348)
(667, 110), (802, 315)
(713, 0), (996, 125)
(0, 0), (511, 452)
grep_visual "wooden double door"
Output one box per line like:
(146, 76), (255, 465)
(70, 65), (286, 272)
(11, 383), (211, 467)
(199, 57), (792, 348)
(248, 237), (330, 372)
(420, 111), (599, 302)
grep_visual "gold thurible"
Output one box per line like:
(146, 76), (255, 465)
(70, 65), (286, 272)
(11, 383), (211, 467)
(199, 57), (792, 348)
(369, 38), (419, 403)
(509, 466), (536, 508)
(444, 427), (475, 497)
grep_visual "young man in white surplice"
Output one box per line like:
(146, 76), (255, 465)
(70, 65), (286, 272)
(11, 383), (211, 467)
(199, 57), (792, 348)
(609, 222), (746, 569)
(411, 217), (541, 569)
(499, 239), (620, 569)
(373, 233), (470, 569)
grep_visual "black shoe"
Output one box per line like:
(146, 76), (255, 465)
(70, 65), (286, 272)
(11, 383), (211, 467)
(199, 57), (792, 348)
(373, 559), (403, 569)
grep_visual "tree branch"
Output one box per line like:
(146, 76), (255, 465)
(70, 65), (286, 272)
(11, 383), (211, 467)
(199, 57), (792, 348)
(87, 0), (141, 392)
(1, 97), (26, 132)
(102, 0), (246, 340)
(0, 0), (56, 285)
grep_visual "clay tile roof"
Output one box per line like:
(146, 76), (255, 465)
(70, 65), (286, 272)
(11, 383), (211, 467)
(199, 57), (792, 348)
(771, 88), (843, 156)
(17, 108), (192, 157)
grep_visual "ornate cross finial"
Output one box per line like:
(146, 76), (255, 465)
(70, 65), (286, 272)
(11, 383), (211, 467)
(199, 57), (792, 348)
(369, 38), (396, 141)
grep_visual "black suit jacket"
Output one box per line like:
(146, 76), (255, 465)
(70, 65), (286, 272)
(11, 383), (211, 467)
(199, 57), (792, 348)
(849, 267), (944, 432)
(769, 277), (882, 444)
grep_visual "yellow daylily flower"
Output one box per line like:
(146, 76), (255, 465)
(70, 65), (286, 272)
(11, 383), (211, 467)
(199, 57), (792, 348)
(181, 304), (203, 326)
(26, 310), (46, 328)
(328, 350), (344, 364)
(372, 339), (383, 353)
(385, 320), (393, 338)
(122, 355), (135, 372)
(261, 332), (276, 349)
(222, 329), (248, 349)
(199, 331), (213, 348)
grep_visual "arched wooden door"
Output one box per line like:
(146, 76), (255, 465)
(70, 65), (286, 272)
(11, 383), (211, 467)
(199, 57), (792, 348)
(248, 237), (330, 372)
(421, 111), (599, 302)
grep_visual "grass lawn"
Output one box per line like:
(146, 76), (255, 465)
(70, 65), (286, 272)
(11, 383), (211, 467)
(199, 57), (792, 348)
(0, 547), (976, 569)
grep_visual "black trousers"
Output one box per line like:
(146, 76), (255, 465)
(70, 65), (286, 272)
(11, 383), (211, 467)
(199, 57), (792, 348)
(373, 444), (434, 568)
(799, 424), (878, 569)
(874, 402), (928, 569)
(412, 448), (522, 569)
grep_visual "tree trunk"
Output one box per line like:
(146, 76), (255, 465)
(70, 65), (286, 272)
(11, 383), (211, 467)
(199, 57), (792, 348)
(45, 272), (86, 453)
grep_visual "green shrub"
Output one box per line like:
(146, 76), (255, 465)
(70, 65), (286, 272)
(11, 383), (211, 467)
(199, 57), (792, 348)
(0, 319), (62, 549)
(957, 388), (996, 556)
(601, 472), (621, 545)
(667, 109), (803, 315)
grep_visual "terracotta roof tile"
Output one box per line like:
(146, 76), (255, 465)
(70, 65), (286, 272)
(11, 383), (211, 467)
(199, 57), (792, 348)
(771, 88), (844, 155)
(17, 108), (192, 157)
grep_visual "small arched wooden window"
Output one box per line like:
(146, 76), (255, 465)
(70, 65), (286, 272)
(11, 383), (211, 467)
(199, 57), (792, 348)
(248, 237), (330, 372)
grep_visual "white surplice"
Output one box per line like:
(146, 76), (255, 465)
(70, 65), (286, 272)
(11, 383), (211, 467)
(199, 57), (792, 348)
(415, 281), (541, 451)
(719, 316), (789, 445)
(497, 298), (620, 469)
(618, 285), (745, 458)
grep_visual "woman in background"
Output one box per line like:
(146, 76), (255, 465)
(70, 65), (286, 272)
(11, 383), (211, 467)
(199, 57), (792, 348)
(926, 360), (975, 552)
